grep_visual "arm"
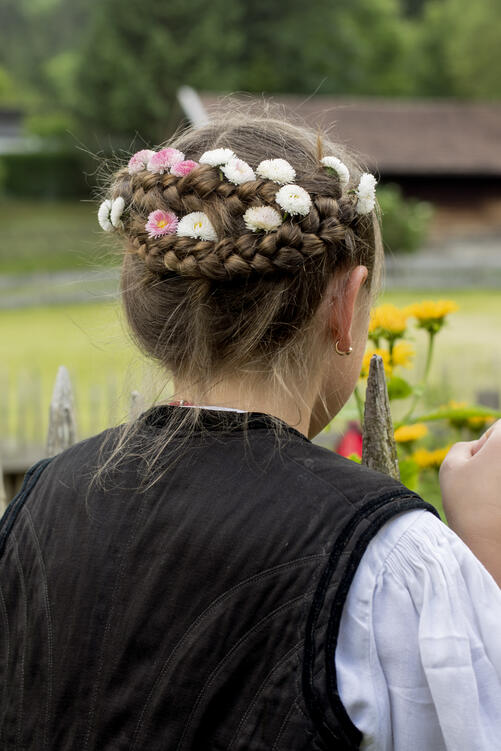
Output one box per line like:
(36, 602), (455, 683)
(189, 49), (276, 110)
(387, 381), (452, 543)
(439, 419), (501, 587)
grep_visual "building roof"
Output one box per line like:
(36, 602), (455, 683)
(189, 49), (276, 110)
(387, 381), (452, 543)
(195, 94), (501, 177)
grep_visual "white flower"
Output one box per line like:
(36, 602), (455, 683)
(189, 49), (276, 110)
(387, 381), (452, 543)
(199, 148), (235, 167)
(176, 212), (217, 242)
(321, 156), (350, 189)
(97, 199), (113, 232)
(256, 158), (296, 185)
(243, 206), (283, 233)
(221, 157), (256, 185)
(275, 184), (312, 217)
(110, 196), (126, 228)
(356, 173), (377, 215)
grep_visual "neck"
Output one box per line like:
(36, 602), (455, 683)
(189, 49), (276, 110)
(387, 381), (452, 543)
(170, 375), (320, 439)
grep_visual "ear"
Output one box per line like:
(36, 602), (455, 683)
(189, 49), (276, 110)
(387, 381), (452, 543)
(329, 265), (368, 351)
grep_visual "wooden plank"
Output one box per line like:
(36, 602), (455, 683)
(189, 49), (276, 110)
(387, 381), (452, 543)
(46, 366), (77, 456)
(362, 354), (400, 480)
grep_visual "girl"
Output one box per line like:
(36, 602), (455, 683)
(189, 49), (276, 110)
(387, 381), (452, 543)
(1, 111), (501, 751)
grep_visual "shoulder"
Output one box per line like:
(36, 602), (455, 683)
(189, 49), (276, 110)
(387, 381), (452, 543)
(285, 438), (427, 506)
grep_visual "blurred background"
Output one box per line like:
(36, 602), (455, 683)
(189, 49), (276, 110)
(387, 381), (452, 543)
(1, 0), (501, 501)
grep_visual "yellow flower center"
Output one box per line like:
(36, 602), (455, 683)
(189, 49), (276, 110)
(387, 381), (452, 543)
(157, 219), (167, 228)
(194, 221), (203, 230)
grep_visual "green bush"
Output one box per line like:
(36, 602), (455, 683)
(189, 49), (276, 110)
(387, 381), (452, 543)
(378, 183), (434, 254)
(0, 151), (92, 199)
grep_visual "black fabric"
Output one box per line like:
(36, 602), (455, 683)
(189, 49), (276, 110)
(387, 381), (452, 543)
(0, 406), (439, 750)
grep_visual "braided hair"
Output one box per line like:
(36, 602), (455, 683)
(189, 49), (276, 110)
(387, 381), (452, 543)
(99, 113), (381, 385)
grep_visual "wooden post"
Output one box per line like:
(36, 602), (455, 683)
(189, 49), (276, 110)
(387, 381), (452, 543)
(46, 366), (77, 457)
(362, 354), (400, 480)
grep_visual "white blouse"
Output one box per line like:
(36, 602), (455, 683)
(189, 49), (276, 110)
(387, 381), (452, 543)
(337, 509), (501, 750)
(175, 406), (501, 748)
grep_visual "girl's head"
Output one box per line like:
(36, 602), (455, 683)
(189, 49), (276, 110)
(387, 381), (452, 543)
(100, 109), (382, 439)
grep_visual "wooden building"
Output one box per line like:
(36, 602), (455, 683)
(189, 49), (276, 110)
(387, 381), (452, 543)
(182, 91), (501, 240)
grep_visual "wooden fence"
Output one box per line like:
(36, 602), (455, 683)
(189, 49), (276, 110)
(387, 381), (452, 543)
(0, 357), (398, 510)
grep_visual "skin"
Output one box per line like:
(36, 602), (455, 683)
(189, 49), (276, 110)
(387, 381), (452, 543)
(173, 264), (370, 440)
(440, 421), (501, 587)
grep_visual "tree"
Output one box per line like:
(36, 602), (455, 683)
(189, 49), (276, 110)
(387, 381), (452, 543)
(417, 0), (501, 99)
(73, 0), (243, 145)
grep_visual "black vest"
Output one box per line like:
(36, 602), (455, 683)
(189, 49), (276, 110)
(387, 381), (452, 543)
(0, 406), (438, 750)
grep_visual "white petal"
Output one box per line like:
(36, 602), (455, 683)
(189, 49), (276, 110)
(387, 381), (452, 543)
(275, 184), (312, 217)
(97, 199), (113, 232)
(177, 212), (217, 242)
(243, 206), (282, 232)
(110, 196), (126, 228)
(256, 158), (296, 185)
(321, 156), (350, 189)
(221, 158), (256, 185)
(199, 148), (235, 167)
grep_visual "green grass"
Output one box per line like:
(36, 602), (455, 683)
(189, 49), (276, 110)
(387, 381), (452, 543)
(0, 199), (116, 274)
(0, 302), (170, 447)
(1, 288), (500, 518)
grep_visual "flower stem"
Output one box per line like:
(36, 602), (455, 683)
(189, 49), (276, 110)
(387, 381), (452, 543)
(403, 332), (436, 423)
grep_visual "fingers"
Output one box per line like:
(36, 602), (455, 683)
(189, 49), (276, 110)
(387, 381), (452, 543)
(471, 419), (501, 457)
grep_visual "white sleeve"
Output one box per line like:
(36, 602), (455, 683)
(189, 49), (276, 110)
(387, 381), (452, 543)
(335, 508), (501, 751)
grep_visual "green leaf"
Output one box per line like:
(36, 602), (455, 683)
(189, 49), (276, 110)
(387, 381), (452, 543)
(407, 405), (501, 424)
(399, 458), (420, 491)
(387, 376), (413, 401)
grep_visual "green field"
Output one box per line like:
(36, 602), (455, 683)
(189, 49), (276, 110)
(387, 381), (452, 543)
(2, 288), (500, 514)
(0, 200), (115, 275)
(2, 289), (500, 441)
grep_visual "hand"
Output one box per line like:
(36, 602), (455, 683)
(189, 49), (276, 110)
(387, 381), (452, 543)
(439, 419), (501, 586)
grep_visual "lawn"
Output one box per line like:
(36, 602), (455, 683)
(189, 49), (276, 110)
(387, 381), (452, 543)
(0, 199), (115, 275)
(1, 288), (500, 516)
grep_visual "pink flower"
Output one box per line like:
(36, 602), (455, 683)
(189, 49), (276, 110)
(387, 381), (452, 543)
(145, 209), (178, 238)
(147, 148), (185, 174)
(127, 149), (156, 174)
(170, 159), (199, 177)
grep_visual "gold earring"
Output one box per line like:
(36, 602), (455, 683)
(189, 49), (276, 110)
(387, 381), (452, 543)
(335, 339), (353, 356)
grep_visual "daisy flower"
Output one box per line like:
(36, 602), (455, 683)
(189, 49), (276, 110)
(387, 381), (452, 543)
(221, 158), (256, 185)
(356, 173), (377, 215)
(147, 148), (185, 174)
(145, 209), (179, 239)
(275, 184), (312, 217)
(320, 156), (350, 189)
(127, 149), (156, 175)
(256, 158), (296, 185)
(243, 206), (282, 233)
(110, 196), (126, 229)
(199, 148), (235, 167)
(97, 199), (113, 232)
(176, 212), (217, 242)
(170, 160), (199, 177)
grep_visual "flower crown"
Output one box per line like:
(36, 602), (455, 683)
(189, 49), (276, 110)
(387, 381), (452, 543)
(98, 147), (377, 243)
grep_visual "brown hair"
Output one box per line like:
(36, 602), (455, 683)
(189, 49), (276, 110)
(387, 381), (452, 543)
(90, 106), (383, 494)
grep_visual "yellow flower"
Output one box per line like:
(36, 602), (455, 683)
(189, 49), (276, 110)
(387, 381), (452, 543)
(405, 300), (458, 334)
(360, 347), (392, 379)
(394, 423), (428, 443)
(391, 341), (415, 369)
(406, 299), (459, 320)
(445, 400), (495, 431)
(368, 304), (408, 341)
(468, 415), (495, 430)
(412, 446), (451, 470)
